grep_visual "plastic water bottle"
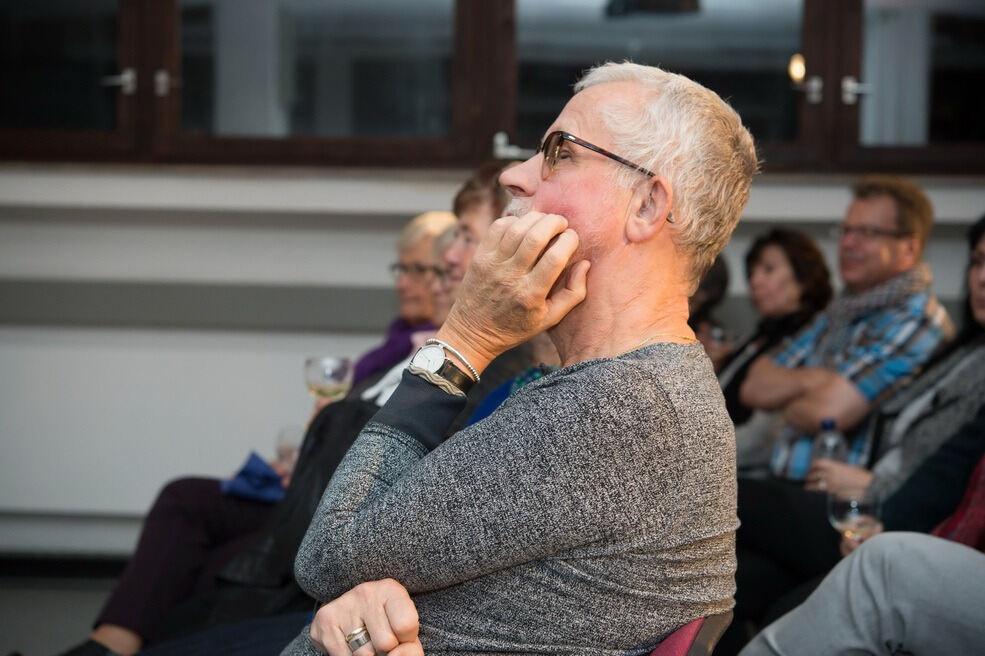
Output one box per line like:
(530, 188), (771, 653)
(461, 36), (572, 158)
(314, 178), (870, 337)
(812, 418), (848, 462)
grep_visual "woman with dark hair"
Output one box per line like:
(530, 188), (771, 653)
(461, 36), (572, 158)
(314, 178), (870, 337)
(719, 229), (833, 427)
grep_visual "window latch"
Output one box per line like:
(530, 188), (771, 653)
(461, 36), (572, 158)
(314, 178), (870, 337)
(492, 132), (535, 160)
(841, 76), (872, 105)
(100, 68), (136, 96)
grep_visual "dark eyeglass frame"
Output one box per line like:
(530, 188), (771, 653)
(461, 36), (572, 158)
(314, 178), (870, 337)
(829, 224), (910, 241)
(539, 130), (657, 180)
(538, 130), (671, 222)
(388, 262), (444, 279)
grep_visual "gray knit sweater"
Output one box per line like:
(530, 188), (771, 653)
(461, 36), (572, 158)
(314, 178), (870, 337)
(282, 342), (737, 655)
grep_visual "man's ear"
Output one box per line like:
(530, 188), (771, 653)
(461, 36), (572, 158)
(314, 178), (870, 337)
(899, 234), (921, 267)
(626, 176), (673, 243)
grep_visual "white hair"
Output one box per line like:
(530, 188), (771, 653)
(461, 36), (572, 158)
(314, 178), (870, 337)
(574, 61), (759, 287)
(397, 211), (457, 253)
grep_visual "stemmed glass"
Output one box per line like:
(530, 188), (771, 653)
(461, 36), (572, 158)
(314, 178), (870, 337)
(273, 424), (305, 475)
(827, 487), (881, 541)
(303, 356), (354, 403)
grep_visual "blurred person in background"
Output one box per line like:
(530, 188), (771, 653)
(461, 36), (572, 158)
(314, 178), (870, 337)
(739, 176), (952, 482)
(343, 211), (456, 399)
(689, 254), (731, 368)
(90, 163), (543, 656)
(719, 212), (985, 655)
(721, 229), (832, 469)
(55, 212), (454, 656)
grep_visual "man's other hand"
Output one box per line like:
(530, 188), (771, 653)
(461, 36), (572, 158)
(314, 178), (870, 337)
(309, 578), (422, 656)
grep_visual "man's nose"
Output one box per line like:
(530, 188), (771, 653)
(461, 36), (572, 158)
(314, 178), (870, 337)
(444, 242), (461, 266)
(499, 155), (540, 197)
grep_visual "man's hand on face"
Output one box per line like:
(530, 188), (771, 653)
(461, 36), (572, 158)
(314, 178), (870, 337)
(436, 211), (590, 373)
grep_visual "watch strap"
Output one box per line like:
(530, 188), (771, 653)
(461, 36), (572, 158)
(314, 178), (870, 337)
(435, 358), (475, 394)
(407, 364), (467, 397)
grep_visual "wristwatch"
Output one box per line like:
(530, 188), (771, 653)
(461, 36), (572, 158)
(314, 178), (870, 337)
(409, 343), (476, 394)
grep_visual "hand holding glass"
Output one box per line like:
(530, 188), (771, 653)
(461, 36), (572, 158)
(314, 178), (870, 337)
(304, 356), (354, 402)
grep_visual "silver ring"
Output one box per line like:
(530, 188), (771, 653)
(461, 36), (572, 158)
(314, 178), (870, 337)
(345, 626), (371, 653)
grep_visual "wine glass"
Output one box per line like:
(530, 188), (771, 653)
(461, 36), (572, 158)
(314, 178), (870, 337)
(827, 487), (881, 541)
(303, 356), (354, 403)
(273, 424), (305, 474)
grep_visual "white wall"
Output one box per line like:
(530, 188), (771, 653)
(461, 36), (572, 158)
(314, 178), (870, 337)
(0, 164), (982, 555)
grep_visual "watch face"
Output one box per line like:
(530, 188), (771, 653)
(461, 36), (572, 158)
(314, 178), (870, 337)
(411, 344), (445, 372)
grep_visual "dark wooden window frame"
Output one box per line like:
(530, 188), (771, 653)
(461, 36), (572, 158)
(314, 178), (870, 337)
(0, 0), (141, 160)
(147, 0), (515, 167)
(831, 0), (985, 174)
(1, 0), (983, 173)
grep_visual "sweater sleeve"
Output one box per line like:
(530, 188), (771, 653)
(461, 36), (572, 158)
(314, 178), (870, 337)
(293, 361), (688, 603)
(882, 403), (985, 532)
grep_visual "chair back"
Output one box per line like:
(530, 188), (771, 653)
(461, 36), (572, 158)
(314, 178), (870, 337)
(648, 611), (732, 656)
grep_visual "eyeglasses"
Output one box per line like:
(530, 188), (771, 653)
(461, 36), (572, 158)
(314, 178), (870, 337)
(830, 224), (909, 241)
(539, 130), (656, 181)
(388, 263), (444, 280)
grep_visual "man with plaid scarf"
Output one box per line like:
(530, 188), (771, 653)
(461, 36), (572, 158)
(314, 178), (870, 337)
(739, 175), (953, 484)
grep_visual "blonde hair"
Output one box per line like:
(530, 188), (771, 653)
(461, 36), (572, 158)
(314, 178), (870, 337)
(397, 211), (457, 253)
(575, 62), (759, 288)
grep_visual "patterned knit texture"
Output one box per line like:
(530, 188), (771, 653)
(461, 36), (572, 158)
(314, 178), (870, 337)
(282, 342), (737, 655)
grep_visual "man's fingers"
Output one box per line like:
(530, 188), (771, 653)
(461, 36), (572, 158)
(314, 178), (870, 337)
(512, 214), (568, 265)
(384, 591), (420, 645)
(388, 640), (426, 656)
(362, 607), (399, 654)
(309, 610), (360, 656)
(544, 259), (591, 327)
(528, 228), (580, 290)
(490, 212), (544, 257)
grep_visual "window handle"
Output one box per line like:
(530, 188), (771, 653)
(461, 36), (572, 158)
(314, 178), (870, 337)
(100, 68), (136, 95)
(154, 70), (181, 97)
(841, 76), (873, 105)
(800, 76), (823, 104)
(493, 132), (535, 160)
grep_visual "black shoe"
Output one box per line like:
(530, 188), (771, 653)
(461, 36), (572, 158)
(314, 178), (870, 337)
(56, 640), (121, 656)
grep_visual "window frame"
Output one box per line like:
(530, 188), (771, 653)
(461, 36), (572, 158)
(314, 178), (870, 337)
(1, 0), (983, 174)
(147, 0), (514, 167)
(0, 0), (142, 160)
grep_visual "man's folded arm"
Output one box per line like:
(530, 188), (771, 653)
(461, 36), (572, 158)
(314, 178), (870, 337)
(782, 374), (871, 433)
(293, 368), (678, 603)
(739, 357), (836, 411)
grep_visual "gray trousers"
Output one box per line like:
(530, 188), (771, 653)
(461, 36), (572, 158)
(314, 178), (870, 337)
(739, 532), (985, 656)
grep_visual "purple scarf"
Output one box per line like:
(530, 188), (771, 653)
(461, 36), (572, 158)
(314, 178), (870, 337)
(353, 317), (436, 385)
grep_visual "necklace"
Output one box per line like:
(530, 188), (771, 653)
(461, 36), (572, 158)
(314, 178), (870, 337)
(631, 331), (697, 352)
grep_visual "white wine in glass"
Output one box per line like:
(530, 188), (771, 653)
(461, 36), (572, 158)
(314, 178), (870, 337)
(304, 356), (354, 402)
(827, 488), (881, 540)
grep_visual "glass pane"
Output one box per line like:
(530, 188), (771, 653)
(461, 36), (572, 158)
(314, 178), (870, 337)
(0, 0), (119, 131)
(860, 0), (985, 146)
(180, 0), (454, 138)
(515, 0), (804, 146)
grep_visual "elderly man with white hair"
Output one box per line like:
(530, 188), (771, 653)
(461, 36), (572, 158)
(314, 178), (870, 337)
(285, 61), (758, 656)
